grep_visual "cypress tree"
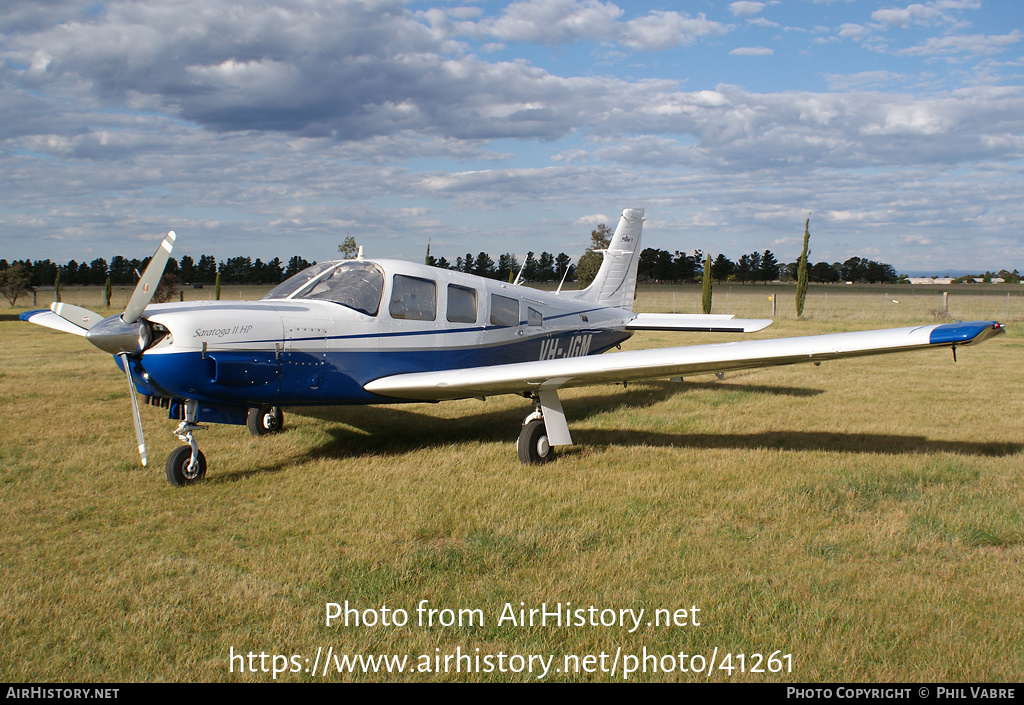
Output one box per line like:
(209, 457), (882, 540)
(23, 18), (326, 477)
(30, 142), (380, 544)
(701, 252), (713, 314)
(215, 271), (221, 301)
(796, 217), (810, 317)
(104, 277), (112, 308)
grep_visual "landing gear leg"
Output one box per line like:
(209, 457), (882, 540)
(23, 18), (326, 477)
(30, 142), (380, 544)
(166, 400), (207, 486)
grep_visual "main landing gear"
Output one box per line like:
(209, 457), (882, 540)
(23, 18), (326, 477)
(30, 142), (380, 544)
(166, 399), (206, 486)
(517, 391), (572, 465)
(247, 405), (284, 436)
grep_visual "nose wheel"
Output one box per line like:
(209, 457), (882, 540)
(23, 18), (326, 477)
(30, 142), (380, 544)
(166, 445), (207, 486)
(166, 399), (207, 486)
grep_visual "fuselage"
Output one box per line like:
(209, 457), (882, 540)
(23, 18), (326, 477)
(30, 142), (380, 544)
(131, 258), (635, 407)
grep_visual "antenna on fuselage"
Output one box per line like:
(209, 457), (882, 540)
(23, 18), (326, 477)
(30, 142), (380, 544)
(357, 246), (365, 260)
(555, 264), (571, 294)
(512, 259), (526, 286)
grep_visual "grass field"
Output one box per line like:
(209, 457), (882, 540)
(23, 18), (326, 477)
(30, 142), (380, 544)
(1, 284), (1022, 682)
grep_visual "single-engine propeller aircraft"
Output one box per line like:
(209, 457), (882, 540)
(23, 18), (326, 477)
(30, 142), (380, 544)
(22, 209), (1005, 485)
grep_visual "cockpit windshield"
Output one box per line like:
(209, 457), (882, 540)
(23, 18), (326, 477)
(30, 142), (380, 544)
(261, 261), (335, 300)
(261, 261), (385, 317)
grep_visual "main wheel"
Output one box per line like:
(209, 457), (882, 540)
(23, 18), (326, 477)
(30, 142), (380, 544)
(165, 445), (207, 486)
(517, 418), (554, 464)
(247, 405), (284, 436)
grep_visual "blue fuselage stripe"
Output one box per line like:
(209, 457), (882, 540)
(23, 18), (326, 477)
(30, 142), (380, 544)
(136, 328), (631, 407)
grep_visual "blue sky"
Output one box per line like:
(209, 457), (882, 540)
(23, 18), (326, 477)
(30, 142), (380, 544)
(2, 0), (1023, 273)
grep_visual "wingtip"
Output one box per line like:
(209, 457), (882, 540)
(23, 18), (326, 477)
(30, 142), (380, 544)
(929, 320), (1005, 346)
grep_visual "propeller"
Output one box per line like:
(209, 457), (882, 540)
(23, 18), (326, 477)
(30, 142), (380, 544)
(48, 231), (177, 468)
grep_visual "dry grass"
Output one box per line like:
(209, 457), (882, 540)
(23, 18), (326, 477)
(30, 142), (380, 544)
(1, 284), (1022, 682)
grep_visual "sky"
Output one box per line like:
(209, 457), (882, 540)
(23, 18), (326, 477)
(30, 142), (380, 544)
(1, 0), (1023, 273)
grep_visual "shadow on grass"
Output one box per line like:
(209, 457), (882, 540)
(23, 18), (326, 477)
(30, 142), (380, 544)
(573, 429), (1020, 457)
(207, 379), (1018, 483)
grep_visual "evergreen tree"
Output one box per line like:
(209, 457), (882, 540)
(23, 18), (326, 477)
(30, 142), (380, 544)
(711, 253), (734, 283)
(522, 251), (539, 282)
(537, 252), (556, 281)
(795, 217), (810, 317)
(473, 252), (495, 278)
(496, 253), (519, 282)
(701, 253), (713, 314)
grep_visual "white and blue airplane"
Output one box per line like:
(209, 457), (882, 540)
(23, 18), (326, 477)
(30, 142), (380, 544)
(22, 209), (1005, 485)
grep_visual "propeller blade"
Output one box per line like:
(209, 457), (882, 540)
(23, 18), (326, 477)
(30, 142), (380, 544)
(50, 302), (102, 330)
(21, 309), (90, 337)
(123, 230), (176, 325)
(119, 353), (148, 467)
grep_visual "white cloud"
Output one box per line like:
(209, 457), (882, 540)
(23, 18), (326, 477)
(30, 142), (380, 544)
(838, 23), (867, 39)
(871, 0), (982, 29)
(898, 30), (1022, 57)
(1, 0), (1023, 270)
(474, 0), (625, 45)
(728, 1), (765, 17)
(730, 47), (774, 56)
(444, 0), (729, 51)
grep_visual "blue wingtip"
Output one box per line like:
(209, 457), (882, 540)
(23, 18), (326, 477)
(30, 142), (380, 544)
(19, 309), (47, 322)
(929, 320), (1004, 346)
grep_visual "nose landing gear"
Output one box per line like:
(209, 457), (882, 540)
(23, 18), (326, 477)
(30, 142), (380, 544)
(165, 400), (207, 486)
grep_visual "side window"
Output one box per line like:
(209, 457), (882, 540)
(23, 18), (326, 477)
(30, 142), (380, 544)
(527, 306), (543, 327)
(490, 294), (520, 327)
(447, 284), (477, 323)
(389, 275), (436, 321)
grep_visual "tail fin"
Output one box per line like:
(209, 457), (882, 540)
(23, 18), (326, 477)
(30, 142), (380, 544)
(575, 208), (644, 309)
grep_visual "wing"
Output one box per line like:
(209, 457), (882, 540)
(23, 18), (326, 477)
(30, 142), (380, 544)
(625, 313), (772, 333)
(364, 320), (1004, 401)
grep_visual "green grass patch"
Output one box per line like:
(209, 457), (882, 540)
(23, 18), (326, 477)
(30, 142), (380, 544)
(1, 287), (1022, 681)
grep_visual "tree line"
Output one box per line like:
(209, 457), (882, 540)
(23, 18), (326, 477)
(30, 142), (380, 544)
(0, 254), (319, 289)
(0, 221), (907, 308)
(0, 248), (901, 291)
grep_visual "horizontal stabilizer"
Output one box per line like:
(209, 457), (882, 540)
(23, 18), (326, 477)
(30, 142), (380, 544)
(365, 321), (1004, 402)
(20, 309), (90, 337)
(626, 313), (772, 333)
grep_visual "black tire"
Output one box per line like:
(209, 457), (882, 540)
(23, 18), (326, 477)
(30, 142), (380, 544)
(165, 445), (207, 486)
(247, 405), (284, 436)
(517, 418), (554, 464)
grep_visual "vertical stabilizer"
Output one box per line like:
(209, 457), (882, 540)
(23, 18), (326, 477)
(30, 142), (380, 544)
(575, 208), (644, 309)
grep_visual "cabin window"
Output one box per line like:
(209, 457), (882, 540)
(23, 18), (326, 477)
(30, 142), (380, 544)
(298, 262), (384, 316)
(390, 274), (437, 321)
(527, 306), (543, 327)
(490, 294), (520, 327)
(447, 284), (477, 323)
